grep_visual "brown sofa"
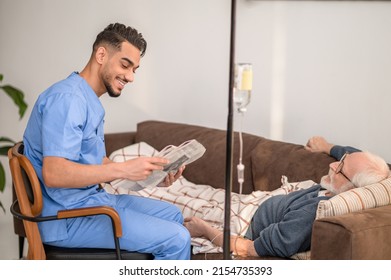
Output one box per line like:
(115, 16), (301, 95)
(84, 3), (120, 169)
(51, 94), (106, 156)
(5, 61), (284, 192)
(105, 120), (391, 260)
(13, 120), (391, 259)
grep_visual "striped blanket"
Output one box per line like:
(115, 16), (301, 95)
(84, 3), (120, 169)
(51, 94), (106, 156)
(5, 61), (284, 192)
(102, 142), (316, 256)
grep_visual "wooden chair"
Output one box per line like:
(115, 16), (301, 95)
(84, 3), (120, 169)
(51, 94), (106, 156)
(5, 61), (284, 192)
(8, 142), (153, 260)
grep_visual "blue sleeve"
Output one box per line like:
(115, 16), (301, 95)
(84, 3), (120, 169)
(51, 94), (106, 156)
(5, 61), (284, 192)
(41, 92), (87, 161)
(330, 145), (361, 161)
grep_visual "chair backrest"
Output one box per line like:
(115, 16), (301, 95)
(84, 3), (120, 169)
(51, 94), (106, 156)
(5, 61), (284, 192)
(8, 142), (46, 259)
(8, 142), (154, 260)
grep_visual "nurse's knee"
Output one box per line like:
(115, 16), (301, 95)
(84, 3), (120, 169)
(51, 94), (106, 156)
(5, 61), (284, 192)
(173, 226), (191, 256)
(174, 225), (191, 249)
(169, 204), (184, 224)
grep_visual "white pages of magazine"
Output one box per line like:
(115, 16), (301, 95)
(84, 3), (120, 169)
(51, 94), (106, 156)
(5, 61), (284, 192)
(136, 139), (206, 189)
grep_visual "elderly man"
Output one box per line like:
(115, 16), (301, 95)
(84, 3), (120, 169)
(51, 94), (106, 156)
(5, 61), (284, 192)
(184, 136), (390, 258)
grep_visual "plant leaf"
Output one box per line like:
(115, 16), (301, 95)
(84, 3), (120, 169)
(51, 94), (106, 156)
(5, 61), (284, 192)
(0, 145), (13, 156)
(0, 137), (16, 143)
(0, 162), (5, 192)
(0, 85), (28, 119)
(0, 137), (16, 156)
(0, 74), (3, 82)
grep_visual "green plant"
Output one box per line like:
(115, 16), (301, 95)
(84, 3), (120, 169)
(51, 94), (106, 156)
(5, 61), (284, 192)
(0, 74), (28, 212)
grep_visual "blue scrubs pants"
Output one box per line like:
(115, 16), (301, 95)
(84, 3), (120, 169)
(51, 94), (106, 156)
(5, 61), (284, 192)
(45, 194), (191, 260)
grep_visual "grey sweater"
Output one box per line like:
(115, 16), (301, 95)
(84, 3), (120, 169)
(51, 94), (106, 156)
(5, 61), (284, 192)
(247, 185), (328, 258)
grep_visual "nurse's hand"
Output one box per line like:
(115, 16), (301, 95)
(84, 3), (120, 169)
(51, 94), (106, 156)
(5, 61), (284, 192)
(122, 157), (169, 181)
(158, 165), (186, 187)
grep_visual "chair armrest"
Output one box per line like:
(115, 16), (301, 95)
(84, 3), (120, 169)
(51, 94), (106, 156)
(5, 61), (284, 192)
(311, 204), (391, 259)
(11, 201), (123, 238)
(11, 201), (125, 259)
(57, 206), (122, 237)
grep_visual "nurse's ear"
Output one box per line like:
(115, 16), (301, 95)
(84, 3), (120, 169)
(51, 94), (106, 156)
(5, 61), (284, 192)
(95, 46), (108, 65)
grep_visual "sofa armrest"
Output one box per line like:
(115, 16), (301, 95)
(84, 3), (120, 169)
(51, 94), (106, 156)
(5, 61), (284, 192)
(104, 132), (137, 156)
(310, 204), (391, 259)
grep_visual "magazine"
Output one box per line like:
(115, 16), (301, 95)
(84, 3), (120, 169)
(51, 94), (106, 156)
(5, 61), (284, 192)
(105, 140), (205, 191)
(136, 139), (206, 189)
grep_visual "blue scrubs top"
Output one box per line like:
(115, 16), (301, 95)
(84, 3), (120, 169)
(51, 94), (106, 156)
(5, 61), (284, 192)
(23, 72), (110, 242)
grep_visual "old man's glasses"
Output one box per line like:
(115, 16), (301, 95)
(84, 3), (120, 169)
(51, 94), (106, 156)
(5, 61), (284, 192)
(334, 152), (353, 183)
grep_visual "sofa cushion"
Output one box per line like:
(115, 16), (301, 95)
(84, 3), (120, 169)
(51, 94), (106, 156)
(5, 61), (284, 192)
(134, 120), (264, 194)
(250, 140), (335, 191)
(316, 177), (391, 219)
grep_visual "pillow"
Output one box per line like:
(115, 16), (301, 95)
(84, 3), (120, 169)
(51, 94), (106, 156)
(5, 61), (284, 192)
(104, 142), (159, 192)
(109, 141), (158, 161)
(316, 177), (391, 219)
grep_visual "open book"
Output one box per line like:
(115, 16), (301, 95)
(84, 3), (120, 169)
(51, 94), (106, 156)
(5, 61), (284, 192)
(110, 139), (206, 191)
(136, 139), (206, 189)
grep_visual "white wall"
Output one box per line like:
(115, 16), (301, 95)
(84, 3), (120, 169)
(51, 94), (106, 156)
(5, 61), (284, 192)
(1, 0), (391, 182)
(235, 0), (391, 163)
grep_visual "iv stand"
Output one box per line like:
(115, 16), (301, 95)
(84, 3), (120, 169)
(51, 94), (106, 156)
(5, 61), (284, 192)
(223, 0), (236, 260)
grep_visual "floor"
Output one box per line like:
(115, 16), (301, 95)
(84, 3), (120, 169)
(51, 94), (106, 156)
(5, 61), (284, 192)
(0, 185), (23, 260)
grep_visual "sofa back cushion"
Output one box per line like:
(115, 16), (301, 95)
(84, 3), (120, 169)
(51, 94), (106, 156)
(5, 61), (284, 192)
(135, 120), (263, 194)
(104, 132), (136, 156)
(251, 139), (335, 191)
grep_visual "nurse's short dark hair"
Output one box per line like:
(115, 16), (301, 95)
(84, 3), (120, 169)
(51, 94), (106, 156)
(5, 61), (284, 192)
(92, 23), (147, 56)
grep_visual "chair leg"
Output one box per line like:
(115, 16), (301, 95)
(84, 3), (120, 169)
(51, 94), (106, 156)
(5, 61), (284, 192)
(18, 236), (24, 259)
